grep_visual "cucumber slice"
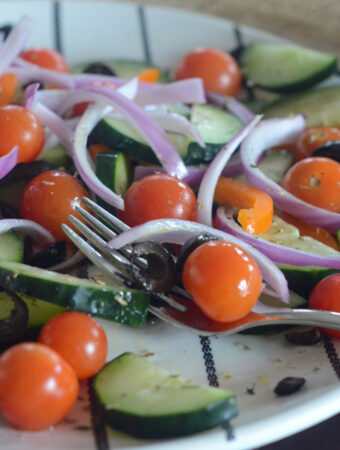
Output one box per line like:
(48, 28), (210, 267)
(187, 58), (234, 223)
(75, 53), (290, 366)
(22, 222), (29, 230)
(0, 261), (149, 327)
(257, 150), (294, 184)
(95, 152), (132, 196)
(264, 86), (340, 127)
(241, 43), (337, 93)
(37, 143), (71, 167)
(0, 232), (24, 263)
(94, 353), (237, 439)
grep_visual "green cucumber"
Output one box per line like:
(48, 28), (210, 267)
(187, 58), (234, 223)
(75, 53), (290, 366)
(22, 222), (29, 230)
(264, 86), (340, 127)
(90, 104), (243, 165)
(241, 43), (337, 93)
(0, 261), (149, 327)
(71, 59), (168, 82)
(37, 143), (71, 167)
(0, 232), (24, 263)
(94, 353), (237, 439)
(95, 152), (132, 196)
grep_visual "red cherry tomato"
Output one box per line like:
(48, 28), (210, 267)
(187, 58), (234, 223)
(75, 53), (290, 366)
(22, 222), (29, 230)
(119, 174), (197, 227)
(182, 240), (262, 323)
(21, 48), (69, 73)
(39, 312), (108, 380)
(0, 105), (44, 163)
(281, 157), (340, 213)
(0, 342), (78, 430)
(175, 47), (242, 96)
(20, 170), (90, 241)
(0, 73), (17, 106)
(294, 127), (340, 161)
(309, 274), (340, 338)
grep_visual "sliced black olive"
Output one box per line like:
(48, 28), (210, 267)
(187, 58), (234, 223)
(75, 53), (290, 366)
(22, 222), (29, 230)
(130, 241), (176, 293)
(274, 377), (306, 396)
(176, 233), (217, 277)
(0, 200), (19, 219)
(0, 161), (60, 187)
(82, 63), (116, 76)
(312, 141), (340, 162)
(0, 291), (29, 344)
(284, 327), (321, 345)
(0, 24), (13, 41)
(27, 240), (67, 269)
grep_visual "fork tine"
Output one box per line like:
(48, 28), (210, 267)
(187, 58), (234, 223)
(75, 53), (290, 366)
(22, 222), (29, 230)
(61, 224), (126, 285)
(75, 205), (116, 240)
(82, 197), (129, 233)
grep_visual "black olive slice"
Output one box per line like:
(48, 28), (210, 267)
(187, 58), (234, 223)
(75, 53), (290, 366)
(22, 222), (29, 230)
(28, 240), (67, 269)
(83, 63), (116, 76)
(130, 241), (176, 293)
(0, 200), (19, 219)
(0, 291), (29, 344)
(0, 161), (60, 187)
(0, 24), (13, 41)
(176, 233), (217, 277)
(312, 140), (340, 162)
(274, 377), (306, 396)
(284, 327), (321, 345)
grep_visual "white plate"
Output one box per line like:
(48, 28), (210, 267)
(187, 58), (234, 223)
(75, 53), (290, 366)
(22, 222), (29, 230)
(1, 2), (340, 449)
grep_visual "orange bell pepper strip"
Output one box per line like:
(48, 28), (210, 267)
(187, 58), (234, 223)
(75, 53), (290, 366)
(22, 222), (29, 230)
(214, 177), (273, 234)
(137, 68), (159, 83)
(0, 73), (17, 106)
(88, 144), (112, 162)
(277, 212), (340, 251)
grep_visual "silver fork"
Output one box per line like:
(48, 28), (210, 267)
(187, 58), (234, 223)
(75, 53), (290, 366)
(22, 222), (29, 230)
(62, 197), (340, 336)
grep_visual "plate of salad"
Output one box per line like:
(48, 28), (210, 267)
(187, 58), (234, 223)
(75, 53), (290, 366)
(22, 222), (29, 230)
(1, 1), (340, 449)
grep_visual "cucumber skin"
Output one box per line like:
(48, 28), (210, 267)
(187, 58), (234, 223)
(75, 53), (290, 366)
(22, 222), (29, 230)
(0, 265), (149, 327)
(100, 397), (237, 439)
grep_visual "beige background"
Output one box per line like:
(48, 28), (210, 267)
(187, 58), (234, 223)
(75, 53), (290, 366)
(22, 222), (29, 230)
(108, 0), (340, 58)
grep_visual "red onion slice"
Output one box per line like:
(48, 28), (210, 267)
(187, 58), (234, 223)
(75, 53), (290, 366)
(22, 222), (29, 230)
(240, 116), (340, 232)
(215, 206), (340, 269)
(106, 218), (289, 303)
(0, 16), (34, 75)
(197, 115), (261, 227)
(13, 65), (76, 89)
(206, 92), (255, 124)
(0, 218), (54, 244)
(73, 101), (124, 210)
(0, 146), (18, 179)
(33, 89), (71, 111)
(23, 82), (40, 109)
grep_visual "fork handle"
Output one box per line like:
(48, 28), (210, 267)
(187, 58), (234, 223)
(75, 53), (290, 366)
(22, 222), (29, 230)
(265, 309), (340, 331)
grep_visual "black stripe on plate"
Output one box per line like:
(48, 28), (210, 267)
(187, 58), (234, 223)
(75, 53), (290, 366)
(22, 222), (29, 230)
(231, 24), (255, 101)
(88, 377), (109, 450)
(323, 334), (340, 379)
(138, 5), (152, 65)
(53, 1), (62, 53)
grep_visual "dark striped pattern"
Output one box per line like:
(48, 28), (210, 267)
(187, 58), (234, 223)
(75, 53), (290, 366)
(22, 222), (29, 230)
(53, 1), (62, 53)
(199, 336), (219, 387)
(138, 6), (152, 65)
(323, 334), (340, 379)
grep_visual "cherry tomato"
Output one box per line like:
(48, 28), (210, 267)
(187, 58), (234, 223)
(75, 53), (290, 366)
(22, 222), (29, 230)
(0, 105), (44, 163)
(0, 73), (17, 106)
(39, 312), (108, 380)
(175, 48), (242, 96)
(21, 48), (69, 73)
(119, 174), (197, 227)
(182, 240), (262, 323)
(20, 170), (90, 241)
(294, 127), (340, 161)
(281, 157), (340, 213)
(0, 342), (78, 430)
(309, 274), (340, 338)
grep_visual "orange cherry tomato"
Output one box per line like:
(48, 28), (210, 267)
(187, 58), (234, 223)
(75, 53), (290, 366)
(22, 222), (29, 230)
(182, 240), (262, 323)
(309, 274), (340, 338)
(20, 170), (90, 241)
(119, 174), (197, 227)
(0, 73), (17, 106)
(21, 48), (69, 73)
(281, 157), (340, 213)
(39, 312), (108, 380)
(0, 342), (78, 430)
(0, 105), (44, 162)
(175, 47), (242, 96)
(294, 127), (340, 161)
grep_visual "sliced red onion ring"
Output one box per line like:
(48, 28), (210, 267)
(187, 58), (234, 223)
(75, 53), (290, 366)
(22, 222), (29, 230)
(33, 103), (73, 151)
(0, 146), (18, 179)
(241, 116), (340, 232)
(106, 218), (289, 303)
(0, 16), (34, 76)
(73, 101), (124, 210)
(23, 82), (40, 109)
(13, 65), (76, 89)
(0, 218), (54, 245)
(206, 92), (255, 124)
(116, 77), (138, 100)
(33, 89), (70, 111)
(50, 250), (85, 272)
(134, 153), (243, 185)
(197, 115), (262, 227)
(215, 206), (340, 269)
(60, 87), (188, 178)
